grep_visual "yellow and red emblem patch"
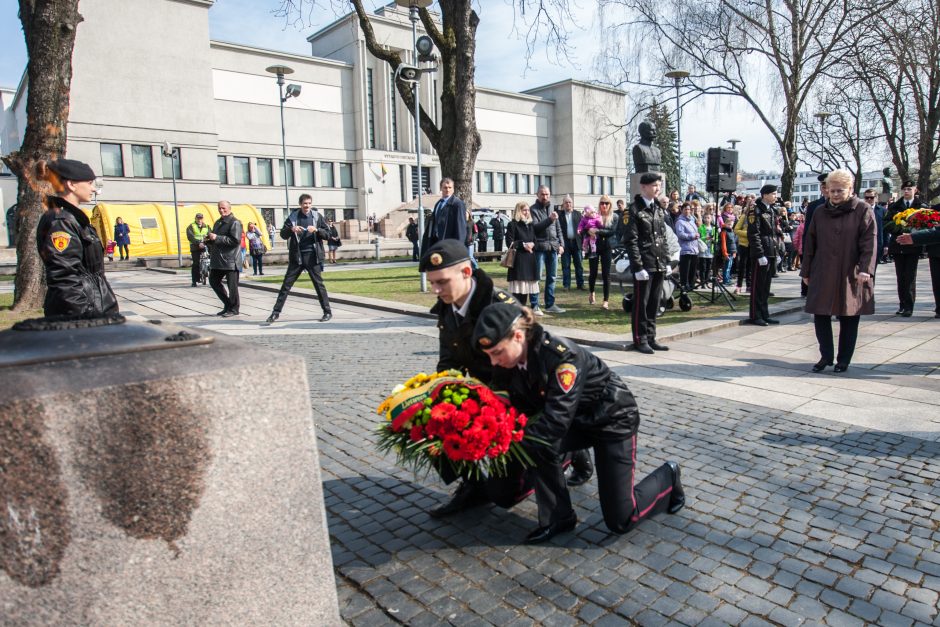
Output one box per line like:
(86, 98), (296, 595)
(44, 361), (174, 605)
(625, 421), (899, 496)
(50, 231), (71, 252)
(555, 363), (578, 394)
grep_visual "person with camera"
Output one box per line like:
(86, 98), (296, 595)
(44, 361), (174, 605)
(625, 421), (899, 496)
(472, 302), (684, 544)
(186, 212), (210, 286)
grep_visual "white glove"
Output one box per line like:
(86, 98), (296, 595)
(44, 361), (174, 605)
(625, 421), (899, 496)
(758, 256), (769, 266)
(665, 265), (672, 275)
(858, 272), (871, 281)
(634, 269), (650, 281)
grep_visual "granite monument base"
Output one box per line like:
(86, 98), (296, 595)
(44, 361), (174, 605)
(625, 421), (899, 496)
(0, 320), (340, 625)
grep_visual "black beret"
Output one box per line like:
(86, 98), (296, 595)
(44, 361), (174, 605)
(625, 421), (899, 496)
(759, 184), (777, 195)
(473, 302), (524, 349)
(816, 173), (828, 182)
(902, 180), (916, 188)
(418, 239), (470, 272)
(48, 158), (96, 182)
(639, 172), (662, 185)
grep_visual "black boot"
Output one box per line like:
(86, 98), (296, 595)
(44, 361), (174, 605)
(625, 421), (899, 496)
(565, 449), (594, 487)
(429, 480), (490, 518)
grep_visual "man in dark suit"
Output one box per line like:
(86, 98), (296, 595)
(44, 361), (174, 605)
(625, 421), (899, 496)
(421, 177), (467, 254)
(863, 189), (888, 267)
(557, 195), (584, 290)
(885, 180), (925, 317)
(490, 212), (505, 252)
(897, 212), (940, 318)
(801, 173), (828, 296)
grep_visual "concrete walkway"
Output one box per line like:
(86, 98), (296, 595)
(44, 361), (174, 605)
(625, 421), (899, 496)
(108, 263), (940, 442)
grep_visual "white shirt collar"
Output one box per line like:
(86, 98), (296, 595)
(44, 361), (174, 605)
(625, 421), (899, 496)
(452, 278), (477, 319)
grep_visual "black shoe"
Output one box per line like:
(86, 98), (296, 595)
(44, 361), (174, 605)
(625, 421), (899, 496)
(634, 343), (654, 354)
(263, 312), (279, 326)
(191, 282), (197, 287)
(220, 310), (238, 318)
(667, 461), (685, 515)
(812, 359), (833, 373)
(320, 312), (332, 322)
(834, 363), (849, 373)
(896, 308), (905, 315)
(747, 319), (769, 327)
(901, 310), (913, 317)
(768, 292), (775, 297)
(429, 481), (490, 518)
(934, 313), (940, 319)
(216, 309), (229, 316)
(565, 450), (594, 487)
(524, 514), (577, 544)
(764, 318), (780, 324)
(649, 340), (670, 351)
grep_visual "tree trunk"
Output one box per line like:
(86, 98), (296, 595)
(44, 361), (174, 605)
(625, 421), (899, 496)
(1, 0), (83, 311)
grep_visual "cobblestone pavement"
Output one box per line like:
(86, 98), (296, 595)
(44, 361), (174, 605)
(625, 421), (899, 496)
(250, 331), (940, 627)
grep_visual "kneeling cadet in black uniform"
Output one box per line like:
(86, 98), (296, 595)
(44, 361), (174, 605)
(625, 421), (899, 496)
(473, 302), (685, 544)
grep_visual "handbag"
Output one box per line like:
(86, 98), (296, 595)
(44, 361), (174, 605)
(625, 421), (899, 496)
(500, 246), (517, 268)
(782, 233), (792, 244)
(695, 238), (708, 255)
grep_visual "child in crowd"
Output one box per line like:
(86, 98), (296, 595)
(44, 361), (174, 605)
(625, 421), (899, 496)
(697, 211), (717, 284)
(719, 220), (737, 284)
(105, 240), (116, 262)
(578, 205), (603, 257)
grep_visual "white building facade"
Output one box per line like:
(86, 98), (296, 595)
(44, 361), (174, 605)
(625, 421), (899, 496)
(2, 0), (627, 231)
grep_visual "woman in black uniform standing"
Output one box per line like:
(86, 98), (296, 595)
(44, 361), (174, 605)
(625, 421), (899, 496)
(473, 302), (685, 544)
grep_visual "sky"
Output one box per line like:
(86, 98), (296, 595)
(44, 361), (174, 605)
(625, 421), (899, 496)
(1, 0), (780, 173)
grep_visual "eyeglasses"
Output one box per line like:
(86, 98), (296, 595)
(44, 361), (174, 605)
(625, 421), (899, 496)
(599, 202), (610, 205)
(864, 196), (875, 200)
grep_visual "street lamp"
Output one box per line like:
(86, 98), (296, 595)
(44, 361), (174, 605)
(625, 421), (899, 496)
(727, 138), (741, 150)
(162, 141), (182, 267)
(813, 111), (832, 172)
(395, 0), (434, 291)
(665, 69), (690, 192)
(265, 64), (301, 218)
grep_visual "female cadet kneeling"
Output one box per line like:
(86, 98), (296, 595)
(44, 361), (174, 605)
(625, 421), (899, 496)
(472, 302), (685, 544)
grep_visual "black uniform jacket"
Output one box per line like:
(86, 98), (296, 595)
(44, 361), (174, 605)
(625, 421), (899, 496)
(747, 200), (778, 260)
(490, 327), (639, 455)
(622, 196), (670, 273)
(885, 198), (926, 256)
(281, 209), (329, 265)
(36, 197), (118, 317)
(207, 213), (243, 270)
(433, 269), (515, 383)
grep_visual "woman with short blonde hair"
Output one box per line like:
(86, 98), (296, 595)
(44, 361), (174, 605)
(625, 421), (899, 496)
(505, 201), (540, 308)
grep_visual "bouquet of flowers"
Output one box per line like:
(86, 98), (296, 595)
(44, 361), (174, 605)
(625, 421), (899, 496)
(891, 207), (924, 233)
(905, 208), (940, 231)
(376, 370), (537, 479)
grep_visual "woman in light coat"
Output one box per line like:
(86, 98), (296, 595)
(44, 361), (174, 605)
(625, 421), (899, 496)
(800, 169), (877, 373)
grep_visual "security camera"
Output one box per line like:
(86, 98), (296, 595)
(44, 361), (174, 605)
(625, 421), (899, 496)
(285, 83), (302, 98)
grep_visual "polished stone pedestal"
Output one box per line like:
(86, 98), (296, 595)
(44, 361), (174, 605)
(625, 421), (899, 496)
(0, 319), (339, 625)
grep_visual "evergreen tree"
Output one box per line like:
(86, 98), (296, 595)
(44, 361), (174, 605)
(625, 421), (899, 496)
(646, 101), (680, 196)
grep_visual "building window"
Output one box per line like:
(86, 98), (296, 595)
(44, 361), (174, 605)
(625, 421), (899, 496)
(546, 175), (553, 191)
(508, 173), (518, 194)
(607, 177), (613, 195)
(410, 165), (430, 198)
(279, 159), (294, 187)
(320, 162), (334, 187)
(432, 78), (439, 124)
(389, 72), (399, 151)
(366, 68), (376, 149)
(522, 174), (530, 195)
(400, 165), (407, 202)
(495, 173), (506, 194)
(233, 157), (250, 184)
(339, 162), (353, 188)
(482, 172), (493, 193)
(162, 148), (181, 180)
(587, 175), (594, 195)
(598, 176), (605, 195)
(100, 143), (124, 177)
(257, 158), (274, 186)
(217, 156), (228, 184)
(131, 145), (153, 178)
(298, 160), (314, 187)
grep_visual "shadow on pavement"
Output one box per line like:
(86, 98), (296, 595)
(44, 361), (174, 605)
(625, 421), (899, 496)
(761, 429), (940, 459)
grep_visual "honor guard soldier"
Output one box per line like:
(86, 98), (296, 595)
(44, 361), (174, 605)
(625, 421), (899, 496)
(473, 302), (685, 544)
(885, 180), (925, 317)
(623, 172), (671, 353)
(747, 184), (781, 326)
(419, 240), (530, 517)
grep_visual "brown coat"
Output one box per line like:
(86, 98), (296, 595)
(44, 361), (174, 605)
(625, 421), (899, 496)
(800, 197), (877, 316)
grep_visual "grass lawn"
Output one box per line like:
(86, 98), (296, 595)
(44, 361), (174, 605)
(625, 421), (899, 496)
(0, 292), (43, 330)
(258, 260), (782, 334)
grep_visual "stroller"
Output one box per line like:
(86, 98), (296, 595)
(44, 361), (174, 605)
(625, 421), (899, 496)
(613, 230), (690, 316)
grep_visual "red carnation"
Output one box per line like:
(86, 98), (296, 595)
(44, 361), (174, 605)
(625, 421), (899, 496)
(409, 425), (424, 442)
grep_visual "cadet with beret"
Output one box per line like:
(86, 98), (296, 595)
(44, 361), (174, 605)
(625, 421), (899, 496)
(884, 180), (925, 317)
(474, 302), (685, 544)
(746, 184), (780, 326)
(418, 240), (529, 517)
(35, 158), (119, 318)
(622, 172), (671, 354)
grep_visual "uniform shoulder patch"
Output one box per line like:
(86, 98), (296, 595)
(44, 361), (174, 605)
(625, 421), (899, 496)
(622, 214), (630, 225)
(50, 231), (71, 252)
(555, 363), (578, 393)
(556, 343), (567, 354)
(748, 215), (755, 224)
(496, 290), (513, 303)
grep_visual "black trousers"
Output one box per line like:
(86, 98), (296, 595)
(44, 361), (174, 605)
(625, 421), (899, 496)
(477, 240), (487, 253)
(679, 254), (696, 289)
(587, 249), (611, 300)
(190, 253), (201, 284)
(929, 256), (940, 313)
(814, 314), (860, 365)
(411, 241), (419, 261)
(736, 245), (750, 288)
(631, 271), (664, 346)
(493, 238), (503, 253)
(273, 252), (332, 315)
(749, 260), (772, 321)
(209, 269), (239, 312)
(893, 253), (919, 311)
(530, 434), (674, 532)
